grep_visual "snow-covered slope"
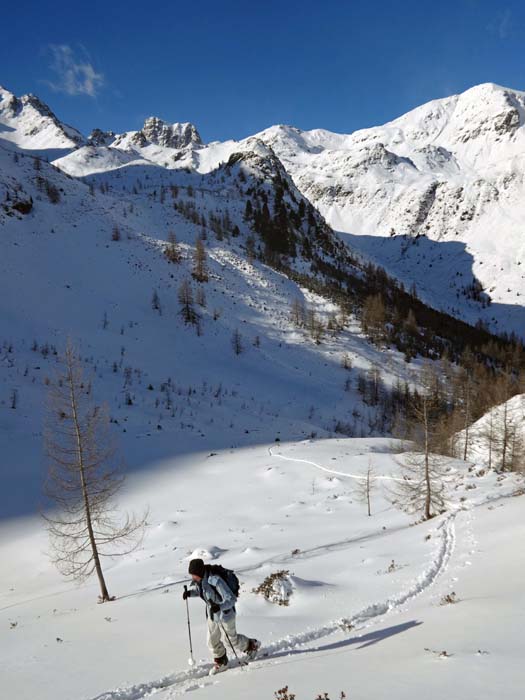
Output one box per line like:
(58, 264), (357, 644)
(54, 131), (271, 178)
(46, 82), (525, 335)
(2, 81), (524, 516)
(0, 123), (407, 521)
(1, 437), (523, 700)
(1, 82), (524, 700)
(459, 393), (525, 468)
(253, 84), (525, 335)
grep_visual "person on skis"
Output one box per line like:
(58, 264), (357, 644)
(183, 558), (260, 674)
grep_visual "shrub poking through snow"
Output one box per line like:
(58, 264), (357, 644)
(253, 570), (293, 606)
(425, 647), (452, 658)
(339, 618), (354, 631)
(440, 591), (459, 605)
(274, 689), (346, 700)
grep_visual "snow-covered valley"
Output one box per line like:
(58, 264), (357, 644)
(2, 438), (523, 700)
(1, 77), (525, 700)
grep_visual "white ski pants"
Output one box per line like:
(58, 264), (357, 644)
(207, 613), (249, 658)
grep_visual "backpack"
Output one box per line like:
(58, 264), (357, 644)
(205, 564), (240, 599)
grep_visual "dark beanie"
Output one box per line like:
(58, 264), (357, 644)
(188, 558), (205, 577)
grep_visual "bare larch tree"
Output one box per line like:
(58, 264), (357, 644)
(164, 231), (182, 264)
(42, 343), (146, 602)
(354, 459), (377, 516)
(389, 370), (452, 521)
(192, 237), (208, 282)
(178, 279), (198, 325)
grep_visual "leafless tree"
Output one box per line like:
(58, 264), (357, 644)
(507, 423), (525, 473)
(492, 390), (524, 472)
(195, 286), (207, 308)
(290, 298), (305, 327)
(164, 231), (182, 264)
(389, 387), (452, 520)
(245, 236), (256, 264)
(366, 365), (382, 406)
(354, 459), (377, 516)
(361, 293), (386, 344)
(192, 237), (208, 282)
(42, 344), (146, 602)
(151, 289), (162, 315)
(178, 279), (198, 325)
(341, 353), (352, 371)
(453, 364), (474, 461)
(305, 308), (324, 344)
(232, 329), (243, 355)
(477, 406), (495, 469)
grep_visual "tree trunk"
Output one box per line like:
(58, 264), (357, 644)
(463, 380), (470, 461)
(424, 401), (431, 520)
(488, 412), (493, 469)
(67, 359), (111, 602)
(366, 469), (371, 517)
(501, 400), (509, 471)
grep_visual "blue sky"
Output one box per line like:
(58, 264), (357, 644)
(2, 0), (525, 142)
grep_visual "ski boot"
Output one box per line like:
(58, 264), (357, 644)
(209, 653), (228, 675)
(246, 638), (261, 661)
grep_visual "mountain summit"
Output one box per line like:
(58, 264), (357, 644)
(0, 84), (84, 151)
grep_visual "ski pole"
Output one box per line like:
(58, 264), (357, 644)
(184, 585), (195, 666)
(220, 621), (247, 669)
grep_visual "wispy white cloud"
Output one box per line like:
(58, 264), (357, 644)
(499, 8), (512, 39)
(486, 8), (513, 40)
(44, 44), (104, 97)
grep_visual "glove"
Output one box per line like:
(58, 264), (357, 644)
(210, 602), (220, 614)
(183, 589), (190, 601)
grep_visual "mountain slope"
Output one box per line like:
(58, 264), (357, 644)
(253, 84), (525, 336)
(1, 81), (524, 521)
(0, 126), (414, 520)
(1, 80), (525, 700)
(45, 82), (525, 336)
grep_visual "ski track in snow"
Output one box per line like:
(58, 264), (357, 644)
(88, 448), (458, 700)
(268, 445), (410, 482)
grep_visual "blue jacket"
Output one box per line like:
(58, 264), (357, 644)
(188, 569), (236, 622)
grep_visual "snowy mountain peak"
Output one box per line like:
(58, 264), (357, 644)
(0, 84), (21, 116)
(255, 123), (348, 155)
(458, 80), (525, 102)
(381, 81), (525, 148)
(87, 128), (116, 147)
(140, 117), (203, 148)
(0, 84), (84, 152)
(450, 82), (525, 142)
(97, 117), (204, 163)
